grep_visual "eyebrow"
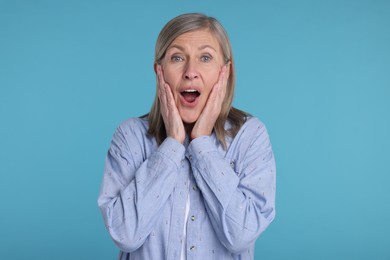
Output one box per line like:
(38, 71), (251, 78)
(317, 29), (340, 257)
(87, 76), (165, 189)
(167, 44), (217, 52)
(198, 45), (217, 52)
(167, 44), (185, 52)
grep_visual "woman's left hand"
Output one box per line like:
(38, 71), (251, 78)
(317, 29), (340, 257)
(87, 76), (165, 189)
(191, 65), (228, 140)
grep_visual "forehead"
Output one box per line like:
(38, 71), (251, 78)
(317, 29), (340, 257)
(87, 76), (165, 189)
(169, 29), (221, 51)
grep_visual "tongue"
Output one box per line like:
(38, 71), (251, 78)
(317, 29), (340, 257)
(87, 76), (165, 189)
(182, 92), (198, 103)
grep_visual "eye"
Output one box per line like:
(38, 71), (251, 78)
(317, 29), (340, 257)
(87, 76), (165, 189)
(200, 54), (212, 62)
(171, 55), (184, 62)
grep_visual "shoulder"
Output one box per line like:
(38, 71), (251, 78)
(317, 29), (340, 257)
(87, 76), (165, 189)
(227, 116), (271, 152)
(116, 116), (149, 137)
(243, 116), (265, 128)
(112, 116), (152, 147)
(225, 116), (274, 171)
(239, 116), (268, 138)
(111, 116), (156, 159)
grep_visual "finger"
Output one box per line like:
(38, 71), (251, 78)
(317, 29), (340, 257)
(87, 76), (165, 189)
(164, 83), (176, 110)
(220, 66), (228, 99)
(157, 65), (168, 94)
(158, 86), (169, 125)
(217, 65), (228, 100)
(157, 65), (165, 89)
(208, 65), (227, 103)
(157, 66), (168, 103)
(157, 65), (164, 82)
(220, 65), (228, 88)
(156, 66), (175, 111)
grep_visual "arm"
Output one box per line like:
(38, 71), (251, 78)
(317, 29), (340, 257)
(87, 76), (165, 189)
(188, 119), (276, 253)
(98, 124), (185, 252)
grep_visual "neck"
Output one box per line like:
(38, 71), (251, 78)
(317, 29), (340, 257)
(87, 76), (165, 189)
(184, 123), (194, 140)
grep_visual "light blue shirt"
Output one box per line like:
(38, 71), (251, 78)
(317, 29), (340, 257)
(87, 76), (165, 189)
(98, 116), (276, 259)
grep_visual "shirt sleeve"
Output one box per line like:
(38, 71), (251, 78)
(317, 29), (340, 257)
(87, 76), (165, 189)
(98, 123), (185, 253)
(187, 118), (276, 253)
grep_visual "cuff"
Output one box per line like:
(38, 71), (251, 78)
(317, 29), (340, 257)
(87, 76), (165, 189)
(188, 135), (218, 157)
(157, 137), (186, 168)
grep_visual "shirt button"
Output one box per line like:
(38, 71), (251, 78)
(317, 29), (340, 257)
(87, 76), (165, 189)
(230, 161), (235, 167)
(190, 245), (195, 251)
(191, 215), (195, 221)
(192, 185), (197, 191)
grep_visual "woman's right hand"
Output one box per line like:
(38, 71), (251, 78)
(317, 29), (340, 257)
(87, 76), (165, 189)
(157, 65), (185, 144)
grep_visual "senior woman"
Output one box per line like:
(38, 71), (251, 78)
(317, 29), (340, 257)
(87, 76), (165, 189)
(98, 13), (276, 259)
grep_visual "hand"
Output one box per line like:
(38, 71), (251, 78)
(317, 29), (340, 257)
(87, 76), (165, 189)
(157, 65), (185, 144)
(191, 65), (228, 140)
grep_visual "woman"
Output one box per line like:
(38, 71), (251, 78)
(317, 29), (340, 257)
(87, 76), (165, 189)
(98, 13), (276, 260)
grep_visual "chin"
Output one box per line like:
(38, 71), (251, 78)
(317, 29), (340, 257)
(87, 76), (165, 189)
(182, 118), (197, 125)
(180, 114), (199, 125)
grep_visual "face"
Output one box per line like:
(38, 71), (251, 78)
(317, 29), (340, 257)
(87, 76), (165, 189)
(160, 29), (228, 124)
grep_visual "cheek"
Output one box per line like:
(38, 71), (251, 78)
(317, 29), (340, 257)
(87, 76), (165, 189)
(163, 67), (181, 88)
(162, 70), (173, 85)
(203, 68), (220, 90)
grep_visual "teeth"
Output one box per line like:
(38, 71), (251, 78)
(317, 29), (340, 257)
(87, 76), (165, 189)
(183, 89), (197, 93)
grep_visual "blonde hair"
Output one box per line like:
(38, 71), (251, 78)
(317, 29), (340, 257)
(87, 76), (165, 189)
(148, 13), (248, 149)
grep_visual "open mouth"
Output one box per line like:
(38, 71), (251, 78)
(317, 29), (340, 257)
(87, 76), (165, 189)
(180, 89), (200, 103)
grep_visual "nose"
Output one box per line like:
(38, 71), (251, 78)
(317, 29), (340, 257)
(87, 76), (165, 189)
(183, 60), (199, 80)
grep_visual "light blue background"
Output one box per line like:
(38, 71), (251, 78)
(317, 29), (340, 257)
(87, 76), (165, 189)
(1, 0), (389, 259)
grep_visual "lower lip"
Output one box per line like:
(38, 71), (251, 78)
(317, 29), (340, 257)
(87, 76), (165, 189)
(179, 94), (200, 108)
